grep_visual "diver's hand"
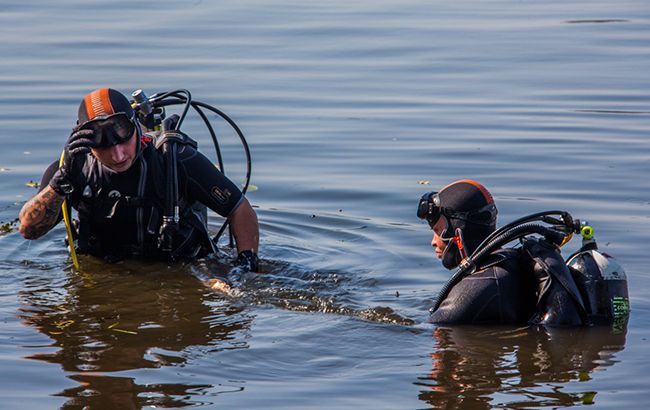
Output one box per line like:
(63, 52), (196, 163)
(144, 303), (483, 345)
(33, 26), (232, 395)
(206, 278), (232, 294)
(235, 250), (259, 273)
(49, 128), (96, 195)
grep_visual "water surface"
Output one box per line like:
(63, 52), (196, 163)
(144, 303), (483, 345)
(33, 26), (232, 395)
(1, 1), (649, 408)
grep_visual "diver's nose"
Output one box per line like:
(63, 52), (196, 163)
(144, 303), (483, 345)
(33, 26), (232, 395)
(110, 143), (127, 163)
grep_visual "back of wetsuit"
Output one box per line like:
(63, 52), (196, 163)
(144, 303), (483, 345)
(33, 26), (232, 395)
(522, 237), (587, 326)
(430, 248), (536, 325)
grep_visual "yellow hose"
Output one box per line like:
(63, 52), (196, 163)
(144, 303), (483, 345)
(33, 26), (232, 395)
(59, 151), (80, 270)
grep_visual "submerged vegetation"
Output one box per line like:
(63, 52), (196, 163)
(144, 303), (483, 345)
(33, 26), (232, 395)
(1, 218), (19, 236)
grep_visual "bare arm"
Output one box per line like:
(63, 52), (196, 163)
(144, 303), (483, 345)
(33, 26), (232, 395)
(19, 185), (64, 240)
(229, 197), (259, 253)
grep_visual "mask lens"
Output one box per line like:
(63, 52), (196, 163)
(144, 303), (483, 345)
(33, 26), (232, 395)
(110, 114), (135, 140)
(417, 191), (441, 226)
(79, 114), (135, 146)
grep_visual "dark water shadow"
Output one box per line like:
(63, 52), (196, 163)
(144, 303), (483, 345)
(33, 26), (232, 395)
(416, 325), (627, 409)
(54, 374), (216, 410)
(16, 247), (413, 408)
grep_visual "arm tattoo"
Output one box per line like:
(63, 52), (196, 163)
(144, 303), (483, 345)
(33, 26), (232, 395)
(19, 187), (65, 239)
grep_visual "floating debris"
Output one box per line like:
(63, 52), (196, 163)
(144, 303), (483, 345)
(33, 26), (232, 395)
(108, 322), (138, 335)
(25, 180), (40, 188)
(54, 319), (75, 330)
(112, 328), (138, 335)
(0, 218), (19, 235)
(418, 180), (431, 185)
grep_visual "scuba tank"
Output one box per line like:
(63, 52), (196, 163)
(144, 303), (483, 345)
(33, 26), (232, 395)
(566, 225), (630, 328)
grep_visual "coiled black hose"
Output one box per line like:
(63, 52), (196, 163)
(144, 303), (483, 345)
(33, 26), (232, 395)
(472, 210), (572, 258)
(149, 95), (252, 245)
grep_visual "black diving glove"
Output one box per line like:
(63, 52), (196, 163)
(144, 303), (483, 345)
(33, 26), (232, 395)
(49, 128), (96, 195)
(235, 250), (259, 273)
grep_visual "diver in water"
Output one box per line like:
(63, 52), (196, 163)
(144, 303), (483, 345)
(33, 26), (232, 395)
(417, 179), (630, 326)
(417, 179), (536, 324)
(18, 88), (259, 277)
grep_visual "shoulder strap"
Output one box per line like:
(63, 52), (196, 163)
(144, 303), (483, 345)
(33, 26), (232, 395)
(153, 130), (198, 150)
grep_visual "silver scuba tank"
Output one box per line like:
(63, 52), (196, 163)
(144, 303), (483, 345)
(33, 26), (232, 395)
(566, 233), (630, 327)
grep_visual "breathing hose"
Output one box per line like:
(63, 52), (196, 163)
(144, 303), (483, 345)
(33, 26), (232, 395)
(134, 90), (253, 246)
(431, 220), (569, 312)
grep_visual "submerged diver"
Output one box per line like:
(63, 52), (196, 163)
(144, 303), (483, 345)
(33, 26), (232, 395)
(417, 179), (630, 326)
(19, 88), (259, 276)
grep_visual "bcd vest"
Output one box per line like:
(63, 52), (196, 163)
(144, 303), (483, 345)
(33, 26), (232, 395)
(74, 139), (215, 261)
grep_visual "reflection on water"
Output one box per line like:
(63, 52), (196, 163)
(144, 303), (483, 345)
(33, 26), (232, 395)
(417, 325), (627, 409)
(16, 252), (413, 407)
(55, 374), (214, 410)
(18, 258), (251, 408)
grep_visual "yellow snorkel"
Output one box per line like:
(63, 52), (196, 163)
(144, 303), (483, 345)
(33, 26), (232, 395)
(59, 150), (80, 270)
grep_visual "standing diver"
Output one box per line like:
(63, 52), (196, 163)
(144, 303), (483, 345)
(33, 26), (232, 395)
(417, 179), (630, 326)
(19, 88), (259, 282)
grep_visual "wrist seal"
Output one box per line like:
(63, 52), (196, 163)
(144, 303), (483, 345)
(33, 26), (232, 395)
(235, 250), (259, 273)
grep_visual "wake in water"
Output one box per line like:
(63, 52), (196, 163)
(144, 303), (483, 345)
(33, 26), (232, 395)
(193, 252), (415, 326)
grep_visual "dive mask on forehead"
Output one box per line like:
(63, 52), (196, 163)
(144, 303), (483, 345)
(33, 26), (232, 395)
(78, 112), (135, 147)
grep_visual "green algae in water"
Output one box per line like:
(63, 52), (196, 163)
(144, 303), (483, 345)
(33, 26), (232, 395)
(0, 218), (19, 236)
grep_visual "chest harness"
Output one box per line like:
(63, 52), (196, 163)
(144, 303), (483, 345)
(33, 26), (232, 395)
(75, 136), (213, 261)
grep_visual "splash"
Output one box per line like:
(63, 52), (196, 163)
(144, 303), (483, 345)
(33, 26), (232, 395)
(195, 255), (415, 326)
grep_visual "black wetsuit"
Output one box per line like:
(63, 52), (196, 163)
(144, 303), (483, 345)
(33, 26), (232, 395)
(430, 249), (536, 325)
(40, 139), (243, 260)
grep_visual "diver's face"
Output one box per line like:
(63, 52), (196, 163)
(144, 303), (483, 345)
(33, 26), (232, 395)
(431, 218), (447, 259)
(91, 130), (137, 173)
